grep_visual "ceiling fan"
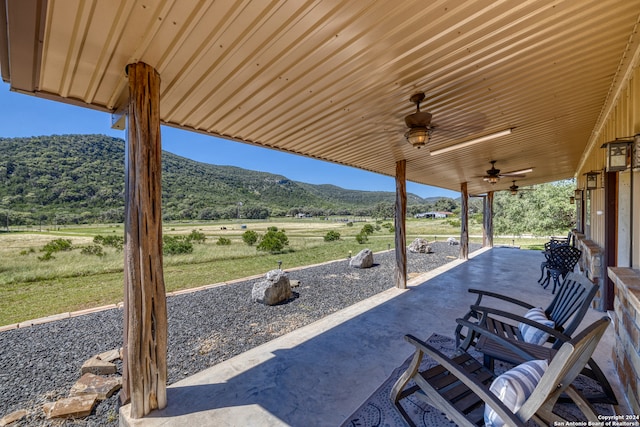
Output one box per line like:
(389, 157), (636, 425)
(403, 92), (513, 151)
(507, 180), (534, 195)
(482, 160), (532, 184)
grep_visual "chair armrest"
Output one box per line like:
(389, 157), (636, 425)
(456, 318), (544, 362)
(470, 305), (572, 343)
(468, 288), (535, 311)
(403, 334), (525, 427)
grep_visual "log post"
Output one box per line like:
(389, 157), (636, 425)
(485, 191), (494, 248)
(460, 182), (469, 259)
(394, 160), (407, 289)
(122, 62), (167, 418)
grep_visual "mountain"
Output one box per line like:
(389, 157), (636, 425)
(0, 134), (450, 224)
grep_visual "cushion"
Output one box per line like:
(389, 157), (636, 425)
(518, 307), (555, 345)
(484, 359), (548, 427)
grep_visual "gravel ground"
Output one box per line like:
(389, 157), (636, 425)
(0, 242), (480, 426)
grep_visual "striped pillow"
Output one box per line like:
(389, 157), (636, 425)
(484, 359), (548, 427)
(518, 307), (555, 345)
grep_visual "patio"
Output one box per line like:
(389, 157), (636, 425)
(121, 246), (628, 426)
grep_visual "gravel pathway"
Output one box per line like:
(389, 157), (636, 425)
(0, 242), (480, 426)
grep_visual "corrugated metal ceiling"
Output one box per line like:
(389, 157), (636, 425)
(3, 0), (640, 195)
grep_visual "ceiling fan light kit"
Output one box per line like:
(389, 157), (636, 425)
(404, 92), (434, 148)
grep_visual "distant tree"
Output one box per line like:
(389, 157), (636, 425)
(216, 237), (231, 246)
(257, 229), (289, 253)
(163, 235), (193, 255)
(324, 230), (341, 242)
(187, 229), (206, 244)
(242, 230), (259, 246)
(360, 224), (375, 235)
(355, 233), (368, 244)
(434, 198), (458, 212)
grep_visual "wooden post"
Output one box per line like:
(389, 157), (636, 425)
(460, 182), (469, 259)
(122, 62), (167, 418)
(485, 191), (494, 248)
(394, 160), (407, 289)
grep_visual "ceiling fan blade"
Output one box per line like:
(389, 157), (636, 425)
(499, 173), (526, 178)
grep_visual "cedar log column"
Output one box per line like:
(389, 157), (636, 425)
(122, 62), (168, 418)
(460, 182), (469, 259)
(394, 160), (407, 288)
(484, 191), (494, 248)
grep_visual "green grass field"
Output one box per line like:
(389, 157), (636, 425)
(0, 218), (547, 326)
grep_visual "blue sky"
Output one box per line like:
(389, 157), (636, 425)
(0, 83), (458, 199)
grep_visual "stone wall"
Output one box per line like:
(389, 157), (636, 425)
(608, 267), (640, 414)
(573, 232), (604, 311)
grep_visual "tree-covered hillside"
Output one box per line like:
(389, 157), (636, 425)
(0, 134), (447, 225)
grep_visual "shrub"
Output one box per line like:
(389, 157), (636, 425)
(242, 230), (259, 246)
(163, 236), (193, 255)
(355, 233), (368, 244)
(216, 237), (231, 246)
(94, 235), (124, 251)
(447, 219), (461, 228)
(257, 229), (289, 253)
(324, 230), (341, 242)
(360, 224), (375, 235)
(346, 222), (353, 227)
(42, 238), (73, 253)
(187, 229), (206, 244)
(81, 245), (105, 257)
(38, 252), (55, 261)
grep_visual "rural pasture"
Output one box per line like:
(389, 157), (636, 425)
(0, 218), (545, 326)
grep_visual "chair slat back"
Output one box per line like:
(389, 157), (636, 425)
(548, 245), (582, 271)
(517, 317), (609, 421)
(545, 272), (598, 338)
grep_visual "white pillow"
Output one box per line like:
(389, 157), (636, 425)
(484, 359), (548, 427)
(518, 307), (555, 345)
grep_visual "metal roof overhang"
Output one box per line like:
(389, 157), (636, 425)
(2, 0), (640, 195)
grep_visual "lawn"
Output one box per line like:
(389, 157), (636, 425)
(0, 217), (547, 326)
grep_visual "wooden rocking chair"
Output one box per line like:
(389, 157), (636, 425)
(455, 272), (597, 352)
(456, 311), (617, 404)
(391, 317), (610, 427)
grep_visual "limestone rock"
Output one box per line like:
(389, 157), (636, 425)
(447, 237), (459, 245)
(289, 279), (300, 288)
(252, 269), (292, 305)
(349, 248), (374, 268)
(0, 409), (28, 426)
(96, 348), (121, 363)
(43, 394), (98, 419)
(70, 373), (122, 400)
(81, 356), (117, 375)
(408, 238), (432, 253)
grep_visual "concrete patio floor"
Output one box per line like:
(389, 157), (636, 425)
(120, 246), (629, 426)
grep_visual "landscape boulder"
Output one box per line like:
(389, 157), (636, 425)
(252, 269), (292, 305)
(447, 237), (459, 245)
(350, 248), (374, 268)
(408, 238), (432, 254)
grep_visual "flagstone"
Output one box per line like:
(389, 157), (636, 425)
(70, 373), (122, 400)
(43, 394), (98, 419)
(97, 348), (121, 363)
(81, 356), (117, 375)
(0, 409), (28, 426)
